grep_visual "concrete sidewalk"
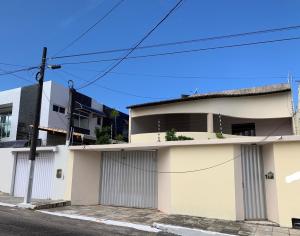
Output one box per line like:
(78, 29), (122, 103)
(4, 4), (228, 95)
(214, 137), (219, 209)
(43, 205), (300, 236)
(0, 195), (70, 209)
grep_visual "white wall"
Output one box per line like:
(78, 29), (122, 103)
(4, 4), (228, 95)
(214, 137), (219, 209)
(0, 88), (21, 141)
(44, 81), (69, 131)
(0, 148), (15, 193)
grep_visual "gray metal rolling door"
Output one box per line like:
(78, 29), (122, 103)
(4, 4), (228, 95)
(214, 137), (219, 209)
(241, 145), (267, 220)
(100, 151), (157, 209)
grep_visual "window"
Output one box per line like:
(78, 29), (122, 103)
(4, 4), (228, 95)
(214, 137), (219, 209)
(53, 105), (59, 112)
(232, 123), (256, 136)
(73, 111), (89, 130)
(0, 111), (12, 139)
(97, 117), (102, 126)
(53, 105), (65, 114)
(59, 107), (65, 114)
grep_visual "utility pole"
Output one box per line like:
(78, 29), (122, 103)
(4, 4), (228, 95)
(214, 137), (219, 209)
(24, 47), (47, 204)
(66, 80), (75, 145)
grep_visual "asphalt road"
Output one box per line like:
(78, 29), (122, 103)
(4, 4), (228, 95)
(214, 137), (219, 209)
(0, 206), (171, 236)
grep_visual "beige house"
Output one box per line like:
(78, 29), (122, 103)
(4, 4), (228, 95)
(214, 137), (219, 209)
(127, 83), (296, 143)
(0, 83), (299, 229)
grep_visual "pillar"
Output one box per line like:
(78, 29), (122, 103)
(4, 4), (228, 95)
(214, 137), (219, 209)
(207, 113), (214, 133)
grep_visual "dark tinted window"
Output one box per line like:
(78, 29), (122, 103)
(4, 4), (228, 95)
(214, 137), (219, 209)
(53, 105), (59, 112)
(59, 107), (65, 114)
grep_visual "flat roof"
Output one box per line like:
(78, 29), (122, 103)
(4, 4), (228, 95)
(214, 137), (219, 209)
(69, 135), (300, 151)
(127, 83), (291, 109)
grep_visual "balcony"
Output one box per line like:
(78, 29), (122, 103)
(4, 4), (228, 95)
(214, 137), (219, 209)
(130, 113), (293, 143)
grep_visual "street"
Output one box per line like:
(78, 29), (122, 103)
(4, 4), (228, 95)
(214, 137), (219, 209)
(0, 206), (170, 236)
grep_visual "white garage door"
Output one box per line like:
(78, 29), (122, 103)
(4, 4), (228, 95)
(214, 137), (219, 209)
(100, 151), (157, 209)
(13, 152), (55, 199)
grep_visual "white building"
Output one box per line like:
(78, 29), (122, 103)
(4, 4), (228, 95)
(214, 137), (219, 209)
(0, 81), (128, 146)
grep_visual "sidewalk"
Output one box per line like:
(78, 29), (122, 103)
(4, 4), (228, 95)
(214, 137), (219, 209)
(42, 205), (300, 236)
(0, 195), (70, 209)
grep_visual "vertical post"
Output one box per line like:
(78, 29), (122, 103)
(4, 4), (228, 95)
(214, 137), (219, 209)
(218, 113), (223, 135)
(207, 113), (214, 133)
(24, 47), (47, 204)
(66, 80), (75, 145)
(157, 119), (161, 142)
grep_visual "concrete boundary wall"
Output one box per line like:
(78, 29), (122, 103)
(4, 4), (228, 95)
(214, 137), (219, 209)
(0, 146), (70, 200)
(0, 148), (15, 193)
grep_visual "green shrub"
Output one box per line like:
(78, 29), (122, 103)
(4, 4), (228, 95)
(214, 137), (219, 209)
(215, 132), (224, 139)
(165, 129), (194, 141)
(95, 126), (111, 144)
(177, 135), (194, 140)
(115, 134), (124, 142)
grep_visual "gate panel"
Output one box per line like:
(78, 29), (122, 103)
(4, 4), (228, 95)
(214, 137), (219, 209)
(13, 152), (54, 199)
(100, 151), (157, 208)
(241, 145), (267, 220)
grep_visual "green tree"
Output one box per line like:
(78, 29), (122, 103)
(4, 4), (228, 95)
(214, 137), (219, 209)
(110, 109), (119, 138)
(95, 126), (111, 144)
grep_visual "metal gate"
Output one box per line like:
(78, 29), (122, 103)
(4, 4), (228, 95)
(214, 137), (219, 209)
(13, 152), (55, 199)
(100, 151), (157, 209)
(241, 145), (267, 220)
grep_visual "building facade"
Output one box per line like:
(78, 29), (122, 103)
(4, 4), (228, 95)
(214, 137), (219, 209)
(127, 83), (296, 143)
(0, 81), (128, 146)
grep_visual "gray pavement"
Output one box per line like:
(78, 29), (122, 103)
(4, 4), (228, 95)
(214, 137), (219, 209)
(0, 205), (171, 236)
(44, 205), (300, 236)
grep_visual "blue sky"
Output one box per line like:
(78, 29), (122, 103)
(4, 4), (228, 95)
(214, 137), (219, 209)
(1, 0), (300, 113)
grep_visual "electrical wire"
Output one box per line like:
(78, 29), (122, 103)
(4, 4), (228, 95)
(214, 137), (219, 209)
(0, 67), (68, 128)
(64, 67), (288, 80)
(76, 0), (185, 90)
(50, 24), (300, 60)
(60, 35), (300, 66)
(0, 66), (39, 76)
(59, 70), (169, 99)
(0, 62), (28, 67)
(108, 119), (290, 174)
(0, 68), (34, 83)
(52, 0), (125, 57)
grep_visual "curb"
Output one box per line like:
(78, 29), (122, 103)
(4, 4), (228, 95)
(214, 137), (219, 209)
(0, 200), (70, 210)
(153, 223), (233, 236)
(0, 202), (17, 208)
(38, 210), (161, 233)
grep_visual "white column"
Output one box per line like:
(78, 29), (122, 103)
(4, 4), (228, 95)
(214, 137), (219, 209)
(207, 113), (214, 133)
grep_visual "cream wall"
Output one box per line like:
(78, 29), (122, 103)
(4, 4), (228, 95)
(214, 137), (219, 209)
(70, 151), (101, 205)
(131, 92), (291, 119)
(157, 148), (172, 213)
(262, 144), (279, 224)
(157, 144), (238, 221)
(0, 148), (14, 193)
(273, 142), (300, 227)
(131, 132), (238, 143)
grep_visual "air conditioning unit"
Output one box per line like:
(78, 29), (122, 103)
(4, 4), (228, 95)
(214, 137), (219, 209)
(292, 218), (300, 229)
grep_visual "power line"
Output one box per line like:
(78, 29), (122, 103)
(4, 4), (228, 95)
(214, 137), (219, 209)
(0, 68), (34, 83)
(52, 0), (125, 57)
(0, 67), (68, 127)
(77, 0), (185, 90)
(49, 24), (300, 60)
(0, 62), (27, 67)
(60, 69), (168, 99)
(0, 66), (39, 76)
(106, 119), (289, 174)
(65, 67), (288, 80)
(60, 35), (300, 66)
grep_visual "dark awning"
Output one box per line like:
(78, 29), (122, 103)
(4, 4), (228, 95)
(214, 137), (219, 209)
(75, 103), (106, 117)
